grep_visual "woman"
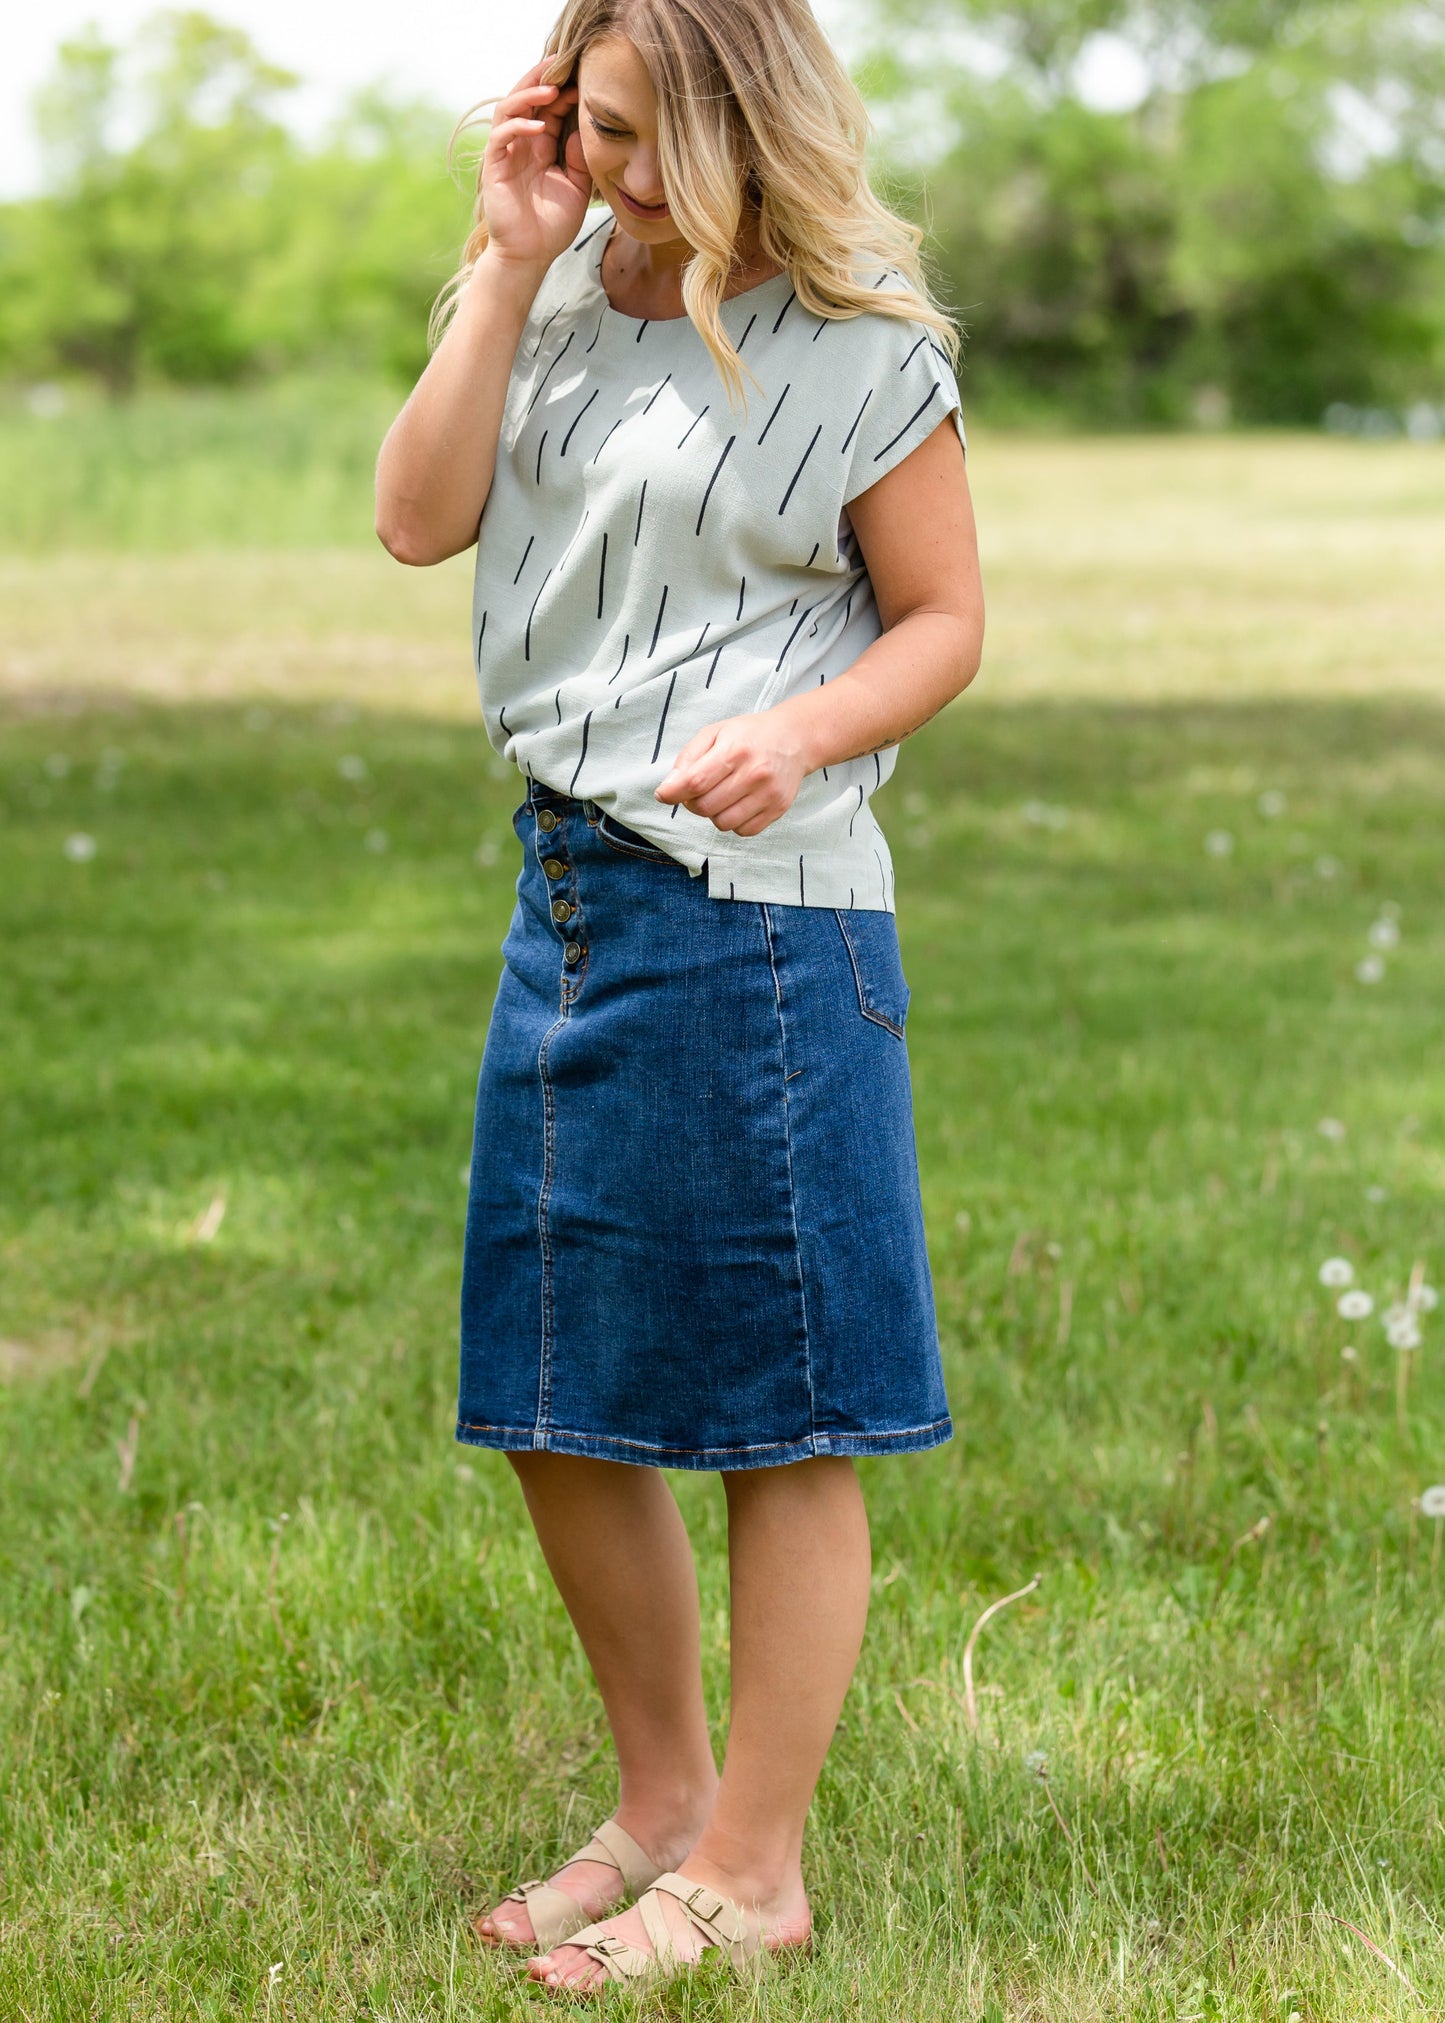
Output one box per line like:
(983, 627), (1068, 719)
(375, 0), (983, 1994)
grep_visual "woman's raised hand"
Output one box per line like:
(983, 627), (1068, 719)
(480, 58), (591, 272)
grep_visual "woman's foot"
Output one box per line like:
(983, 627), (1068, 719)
(526, 1856), (812, 1993)
(473, 1805), (707, 1950)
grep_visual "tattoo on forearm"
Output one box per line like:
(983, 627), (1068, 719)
(834, 700), (949, 767)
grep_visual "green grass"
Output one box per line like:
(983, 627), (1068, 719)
(0, 377), (400, 552)
(2, 428), (1444, 2016)
(3, 686), (1443, 2019)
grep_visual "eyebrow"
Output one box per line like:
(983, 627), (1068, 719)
(586, 99), (632, 123)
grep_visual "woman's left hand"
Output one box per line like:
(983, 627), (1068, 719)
(655, 709), (809, 835)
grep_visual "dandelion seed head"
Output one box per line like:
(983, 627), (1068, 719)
(1204, 829), (1234, 858)
(1337, 1289), (1374, 1320)
(1412, 1283), (1438, 1314)
(954, 1210), (972, 1234)
(1355, 954), (1385, 985)
(459, 1163), (471, 1187)
(63, 832), (97, 862)
(1023, 1749), (1049, 1778)
(475, 840), (500, 868)
(1419, 1486), (1445, 1520)
(364, 828), (389, 854)
(1314, 855), (1341, 880)
(1340, 1344), (1358, 1363)
(44, 753), (71, 779)
(1316, 1118), (1347, 1143)
(1318, 1257), (1354, 1287)
(1385, 1316), (1422, 1352)
(1257, 789), (1287, 818)
(337, 754), (368, 782)
(1368, 916), (1400, 949)
(1365, 1185), (1388, 1204)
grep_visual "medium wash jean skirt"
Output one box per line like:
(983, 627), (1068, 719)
(456, 778), (953, 1473)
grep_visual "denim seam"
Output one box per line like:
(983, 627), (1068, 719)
(532, 1007), (568, 1447)
(760, 903), (819, 1456)
(833, 909), (907, 1038)
(595, 816), (679, 866)
(458, 1415), (953, 1457)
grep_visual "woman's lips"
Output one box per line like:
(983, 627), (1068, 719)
(617, 186), (669, 218)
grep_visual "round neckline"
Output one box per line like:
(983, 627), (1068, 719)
(587, 214), (792, 328)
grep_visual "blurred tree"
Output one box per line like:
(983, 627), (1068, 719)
(865, 0), (1445, 423)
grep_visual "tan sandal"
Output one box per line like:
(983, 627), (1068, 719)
(541, 1870), (797, 1991)
(473, 1818), (662, 1953)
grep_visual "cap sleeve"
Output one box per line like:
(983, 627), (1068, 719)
(840, 287), (966, 505)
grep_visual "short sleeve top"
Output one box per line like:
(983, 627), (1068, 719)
(471, 208), (966, 911)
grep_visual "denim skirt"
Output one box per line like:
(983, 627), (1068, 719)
(456, 778), (952, 1472)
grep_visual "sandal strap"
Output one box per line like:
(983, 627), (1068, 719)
(568, 1818), (661, 1895)
(648, 1871), (756, 1966)
(504, 1878), (596, 1953)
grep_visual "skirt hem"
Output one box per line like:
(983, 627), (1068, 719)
(454, 1415), (953, 1473)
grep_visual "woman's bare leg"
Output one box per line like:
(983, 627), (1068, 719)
(476, 1451), (719, 1945)
(529, 1455), (871, 1988)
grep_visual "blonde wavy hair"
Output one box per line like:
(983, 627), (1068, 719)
(430, 0), (963, 416)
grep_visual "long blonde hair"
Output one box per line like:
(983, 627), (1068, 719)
(431, 0), (963, 415)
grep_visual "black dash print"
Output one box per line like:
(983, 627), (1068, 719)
(642, 374), (672, 415)
(774, 604), (814, 672)
(874, 846), (888, 906)
(771, 292), (797, 333)
(704, 645), (723, 688)
(678, 405), (709, 448)
(872, 386), (941, 466)
(634, 482), (647, 546)
(561, 388), (599, 455)
(522, 329), (574, 419)
(690, 622), (710, 657)
(806, 542), (819, 566)
(874, 754), (882, 788)
(758, 384), (790, 444)
(789, 597), (798, 616)
(513, 534), (534, 583)
(498, 702), (510, 736)
(476, 611), (487, 658)
(650, 669), (679, 764)
(736, 576), (746, 619)
(648, 583), (669, 656)
(798, 855), (805, 903)
(849, 886), (854, 905)
(554, 686), (563, 725)
(591, 418), (623, 464)
(778, 426), (821, 514)
(901, 334), (928, 370)
(596, 533), (607, 619)
(634, 321), (650, 342)
(848, 784), (864, 836)
(524, 566), (552, 661)
(530, 303), (564, 357)
(568, 710), (593, 793)
(585, 305), (605, 353)
(577, 215), (611, 251)
(841, 389), (872, 456)
(535, 431), (548, 484)
(736, 314), (757, 354)
(695, 436), (735, 536)
(606, 633), (631, 684)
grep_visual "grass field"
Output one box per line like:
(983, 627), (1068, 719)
(2, 416), (1444, 2019)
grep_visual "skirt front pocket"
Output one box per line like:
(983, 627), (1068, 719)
(833, 907), (911, 1037)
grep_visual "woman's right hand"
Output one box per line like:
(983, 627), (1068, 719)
(478, 58), (592, 274)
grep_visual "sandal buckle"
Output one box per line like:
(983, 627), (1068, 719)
(681, 1884), (725, 1920)
(591, 1935), (629, 1957)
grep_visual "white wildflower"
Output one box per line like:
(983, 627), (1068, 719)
(63, 833), (97, 862)
(1316, 1118), (1347, 1142)
(364, 829), (389, 854)
(1412, 1284), (1438, 1313)
(1318, 1258), (1354, 1287)
(1258, 790), (1287, 818)
(1204, 829), (1234, 858)
(337, 754), (368, 782)
(475, 840), (500, 868)
(44, 753), (71, 779)
(1355, 954), (1385, 984)
(1368, 916), (1400, 949)
(1365, 1185), (1388, 1204)
(1385, 1315), (1422, 1352)
(1339, 1345), (1358, 1364)
(1337, 1290), (1374, 1320)
(1419, 1486), (1445, 1520)
(1314, 855), (1341, 880)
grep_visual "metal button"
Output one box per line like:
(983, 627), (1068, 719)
(563, 940), (582, 963)
(542, 857), (566, 878)
(537, 808), (558, 832)
(551, 898), (574, 924)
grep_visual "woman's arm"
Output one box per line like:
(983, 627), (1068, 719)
(374, 61), (587, 568)
(655, 416), (982, 834)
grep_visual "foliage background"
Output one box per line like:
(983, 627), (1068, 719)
(1, 0), (1443, 427)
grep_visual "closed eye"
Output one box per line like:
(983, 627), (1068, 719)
(588, 117), (629, 138)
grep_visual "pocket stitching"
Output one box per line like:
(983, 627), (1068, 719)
(835, 910), (908, 1038)
(596, 815), (678, 865)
